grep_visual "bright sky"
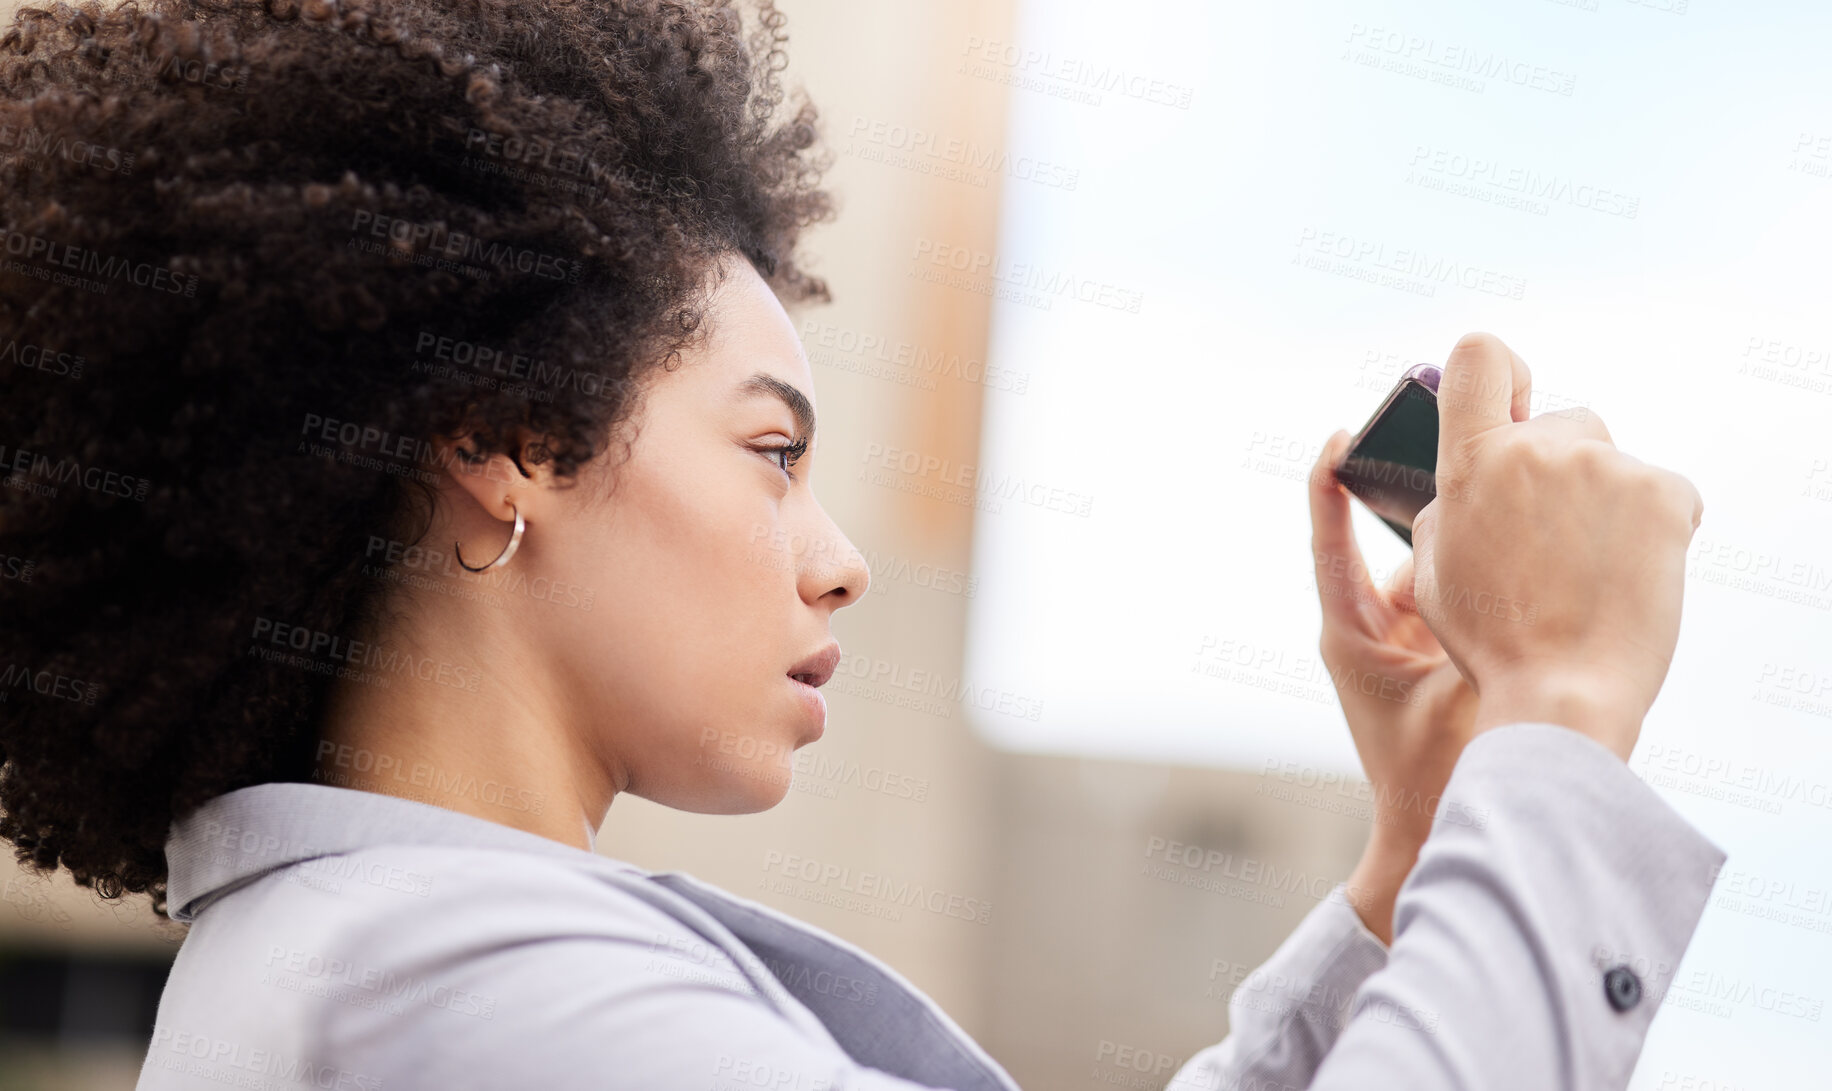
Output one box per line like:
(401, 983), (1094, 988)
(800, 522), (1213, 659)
(962, 0), (1832, 1084)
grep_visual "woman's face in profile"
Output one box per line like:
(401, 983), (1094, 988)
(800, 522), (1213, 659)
(513, 259), (871, 814)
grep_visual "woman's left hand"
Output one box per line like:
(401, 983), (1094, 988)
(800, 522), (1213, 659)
(1307, 430), (1480, 944)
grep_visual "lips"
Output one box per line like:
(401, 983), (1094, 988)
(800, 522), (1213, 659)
(788, 643), (841, 689)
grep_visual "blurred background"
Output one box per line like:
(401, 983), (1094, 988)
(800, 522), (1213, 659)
(4, 0), (1831, 1088)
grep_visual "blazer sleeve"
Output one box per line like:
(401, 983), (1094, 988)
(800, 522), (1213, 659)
(1327, 722), (1725, 1090)
(1166, 888), (1390, 1090)
(1171, 722), (1725, 1091)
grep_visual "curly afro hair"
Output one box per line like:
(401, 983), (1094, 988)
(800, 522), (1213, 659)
(0, 0), (834, 914)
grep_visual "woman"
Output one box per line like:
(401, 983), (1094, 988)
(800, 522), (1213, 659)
(0, 1), (1720, 1088)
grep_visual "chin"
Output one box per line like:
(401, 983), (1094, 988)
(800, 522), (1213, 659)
(692, 763), (795, 814)
(729, 774), (794, 813)
(676, 741), (799, 814)
(645, 759), (795, 814)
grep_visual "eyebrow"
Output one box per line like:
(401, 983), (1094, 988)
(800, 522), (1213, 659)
(736, 373), (816, 441)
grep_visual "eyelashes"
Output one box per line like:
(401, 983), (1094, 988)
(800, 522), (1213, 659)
(766, 436), (809, 476)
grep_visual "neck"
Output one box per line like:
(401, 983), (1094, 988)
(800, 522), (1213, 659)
(311, 589), (618, 852)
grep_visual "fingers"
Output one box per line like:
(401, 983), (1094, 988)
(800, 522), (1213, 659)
(1642, 463), (1705, 533)
(1436, 331), (1532, 452)
(1406, 499), (1477, 683)
(1382, 555), (1418, 615)
(1310, 429), (1378, 623)
(1517, 404), (1614, 447)
(1675, 473), (1705, 532)
(1409, 498), (1437, 551)
(1502, 341), (1534, 424)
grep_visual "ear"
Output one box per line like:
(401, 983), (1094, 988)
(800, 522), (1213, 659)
(434, 432), (551, 524)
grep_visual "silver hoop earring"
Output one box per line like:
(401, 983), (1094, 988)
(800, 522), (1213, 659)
(455, 503), (525, 573)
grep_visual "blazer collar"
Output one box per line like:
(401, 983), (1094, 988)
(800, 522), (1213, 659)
(164, 780), (1020, 1091)
(163, 779), (640, 922)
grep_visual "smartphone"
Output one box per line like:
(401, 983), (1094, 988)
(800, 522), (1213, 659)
(1334, 364), (1440, 547)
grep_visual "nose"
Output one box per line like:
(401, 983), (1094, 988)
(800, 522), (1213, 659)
(795, 502), (870, 610)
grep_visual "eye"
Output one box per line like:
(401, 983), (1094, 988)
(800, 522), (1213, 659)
(759, 436), (809, 478)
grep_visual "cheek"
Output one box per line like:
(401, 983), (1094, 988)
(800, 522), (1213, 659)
(618, 459), (787, 631)
(547, 457), (794, 748)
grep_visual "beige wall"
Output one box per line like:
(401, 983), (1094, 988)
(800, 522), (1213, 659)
(0, 1), (1371, 1088)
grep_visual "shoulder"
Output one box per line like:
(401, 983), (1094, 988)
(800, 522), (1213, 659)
(243, 842), (754, 988)
(153, 845), (863, 1091)
(209, 842), (767, 1024)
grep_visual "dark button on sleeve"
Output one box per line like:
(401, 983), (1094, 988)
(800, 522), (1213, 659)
(1603, 965), (1643, 1012)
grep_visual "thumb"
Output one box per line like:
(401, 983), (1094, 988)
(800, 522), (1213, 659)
(1436, 332), (1532, 463)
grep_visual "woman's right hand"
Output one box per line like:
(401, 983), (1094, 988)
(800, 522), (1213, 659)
(1410, 333), (1704, 761)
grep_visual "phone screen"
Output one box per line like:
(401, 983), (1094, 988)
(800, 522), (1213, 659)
(1335, 378), (1439, 547)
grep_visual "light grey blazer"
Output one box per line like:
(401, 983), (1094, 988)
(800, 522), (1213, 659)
(136, 724), (1724, 1091)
